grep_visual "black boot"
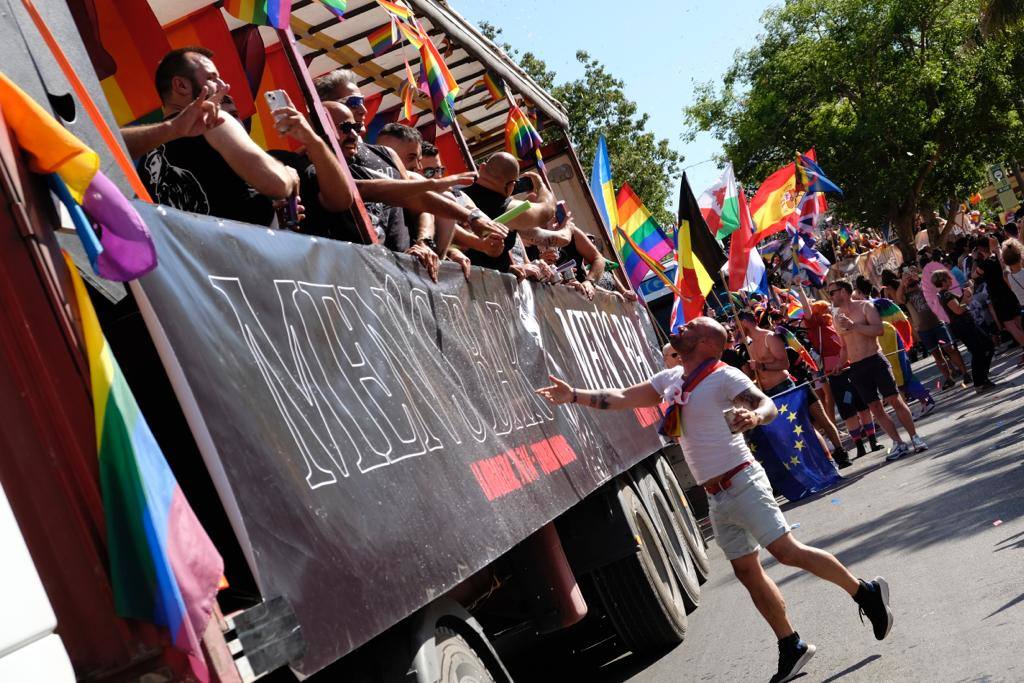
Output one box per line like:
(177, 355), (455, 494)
(868, 432), (883, 452)
(832, 446), (852, 469)
(855, 439), (867, 459)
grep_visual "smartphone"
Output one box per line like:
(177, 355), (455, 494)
(512, 175), (534, 195)
(555, 201), (567, 225)
(264, 89), (291, 120)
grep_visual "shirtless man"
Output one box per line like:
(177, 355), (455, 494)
(737, 312), (851, 467)
(827, 279), (926, 461)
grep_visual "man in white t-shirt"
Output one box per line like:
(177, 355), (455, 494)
(536, 317), (893, 683)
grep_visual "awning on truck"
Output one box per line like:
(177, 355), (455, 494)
(148, 0), (568, 161)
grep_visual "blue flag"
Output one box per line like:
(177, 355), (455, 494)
(747, 385), (841, 501)
(796, 154), (843, 196)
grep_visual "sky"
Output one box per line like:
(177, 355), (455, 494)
(450, 0), (776, 201)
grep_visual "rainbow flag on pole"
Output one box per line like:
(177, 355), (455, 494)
(615, 183), (676, 290)
(505, 101), (544, 169)
(376, 0), (413, 21)
(222, 0), (293, 29)
(419, 27), (459, 129)
(589, 135), (618, 234)
(368, 19), (398, 55)
(64, 253), (223, 682)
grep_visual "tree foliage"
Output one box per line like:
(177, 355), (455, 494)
(478, 23), (681, 226)
(684, 0), (1024, 249)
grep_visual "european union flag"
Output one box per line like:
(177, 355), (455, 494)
(747, 384), (842, 501)
(796, 154), (844, 196)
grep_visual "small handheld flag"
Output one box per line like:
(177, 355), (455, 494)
(223, 0), (293, 29)
(505, 101), (544, 169)
(796, 154), (843, 196)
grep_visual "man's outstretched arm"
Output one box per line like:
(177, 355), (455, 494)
(535, 375), (661, 410)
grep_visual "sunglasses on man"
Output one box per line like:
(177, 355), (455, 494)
(422, 166), (446, 178)
(336, 121), (360, 135)
(341, 95), (365, 109)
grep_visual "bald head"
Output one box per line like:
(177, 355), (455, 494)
(477, 152), (520, 195)
(670, 316), (728, 365)
(662, 342), (681, 369)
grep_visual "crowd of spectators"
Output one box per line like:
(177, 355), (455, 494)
(119, 47), (634, 301)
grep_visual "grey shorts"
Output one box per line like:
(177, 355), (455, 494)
(708, 463), (790, 560)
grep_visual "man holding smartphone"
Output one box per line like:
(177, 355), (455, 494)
(452, 152), (568, 274)
(535, 317), (893, 683)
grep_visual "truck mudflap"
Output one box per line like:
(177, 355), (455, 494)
(132, 204), (667, 675)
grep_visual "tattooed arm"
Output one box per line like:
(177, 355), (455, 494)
(730, 386), (778, 432)
(534, 375), (661, 409)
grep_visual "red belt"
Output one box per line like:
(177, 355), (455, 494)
(703, 461), (753, 495)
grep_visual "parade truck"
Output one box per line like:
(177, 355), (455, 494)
(0, 1), (712, 680)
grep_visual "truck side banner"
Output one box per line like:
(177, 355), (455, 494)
(133, 204), (665, 674)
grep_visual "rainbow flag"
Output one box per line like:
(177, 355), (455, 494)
(589, 135), (618, 233)
(505, 101), (544, 169)
(319, 0), (347, 19)
(93, 0), (171, 126)
(615, 183), (675, 290)
(396, 19), (424, 48)
(64, 252), (223, 681)
(368, 19), (398, 55)
(419, 29), (459, 129)
(222, 0), (292, 29)
(776, 325), (818, 372)
(401, 57), (418, 120)
(376, 0), (412, 20)
(873, 298), (914, 350)
(0, 74), (156, 280)
(471, 70), (506, 105)
(838, 224), (851, 244)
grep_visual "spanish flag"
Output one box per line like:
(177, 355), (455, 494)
(749, 162), (798, 242)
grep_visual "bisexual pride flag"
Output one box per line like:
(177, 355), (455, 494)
(748, 384), (842, 502)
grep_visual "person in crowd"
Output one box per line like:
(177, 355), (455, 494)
(737, 312), (850, 467)
(124, 47), (299, 225)
(879, 320), (936, 417)
(932, 269), (997, 392)
(879, 269), (900, 301)
(942, 252), (969, 286)
(315, 68), (369, 133)
(406, 140), (475, 277)
(322, 103), (506, 277)
(262, 101), (354, 240)
(920, 249), (961, 325)
(894, 267), (969, 389)
(801, 298), (843, 418)
(662, 342), (681, 369)
(377, 122), (422, 170)
(971, 235), (1024, 364)
(418, 141), (444, 178)
(528, 218), (608, 300)
(535, 317), (893, 683)
(828, 361), (883, 459)
(450, 152), (567, 274)
(827, 279), (926, 461)
(854, 275), (878, 300)
(1002, 238), (1024, 308)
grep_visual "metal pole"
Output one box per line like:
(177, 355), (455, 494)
(448, 117), (478, 173)
(276, 27), (378, 245)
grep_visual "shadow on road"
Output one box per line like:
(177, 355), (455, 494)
(820, 654), (882, 681)
(984, 592), (1024, 620)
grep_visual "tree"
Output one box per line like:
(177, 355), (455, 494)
(477, 23), (681, 226)
(685, 0), (1024, 252)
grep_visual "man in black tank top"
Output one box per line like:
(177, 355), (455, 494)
(122, 47), (298, 226)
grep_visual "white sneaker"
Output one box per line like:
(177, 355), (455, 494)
(886, 442), (908, 461)
(911, 435), (928, 453)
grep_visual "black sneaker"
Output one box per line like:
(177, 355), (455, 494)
(832, 446), (852, 469)
(854, 577), (893, 640)
(770, 634), (816, 683)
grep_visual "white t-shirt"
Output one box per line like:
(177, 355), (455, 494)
(649, 365), (757, 484)
(1007, 267), (1024, 305)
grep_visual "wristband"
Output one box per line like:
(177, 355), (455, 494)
(571, 389), (578, 404)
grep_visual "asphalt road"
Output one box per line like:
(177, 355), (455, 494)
(598, 348), (1024, 682)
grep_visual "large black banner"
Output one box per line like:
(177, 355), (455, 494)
(134, 204), (665, 674)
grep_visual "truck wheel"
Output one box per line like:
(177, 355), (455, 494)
(635, 468), (701, 613)
(591, 480), (687, 653)
(654, 455), (711, 583)
(436, 626), (498, 683)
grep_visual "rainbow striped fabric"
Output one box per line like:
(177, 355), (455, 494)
(615, 183), (676, 290)
(419, 29), (459, 129)
(319, 0), (347, 19)
(368, 19), (398, 55)
(0, 74), (156, 280)
(401, 56), (418, 120)
(872, 298), (914, 350)
(396, 19), (424, 48)
(376, 0), (412, 20)
(589, 135), (618, 233)
(223, 0), (292, 29)
(776, 325), (819, 372)
(65, 253), (223, 682)
(505, 101), (544, 168)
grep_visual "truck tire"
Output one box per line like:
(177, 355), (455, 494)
(654, 455), (711, 583)
(591, 480), (687, 653)
(634, 468), (701, 613)
(435, 626), (498, 683)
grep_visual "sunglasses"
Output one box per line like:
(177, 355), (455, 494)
(422, 166), (446, 178)
(336, 121), (360, 135)
(341, 95), (365, 109)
